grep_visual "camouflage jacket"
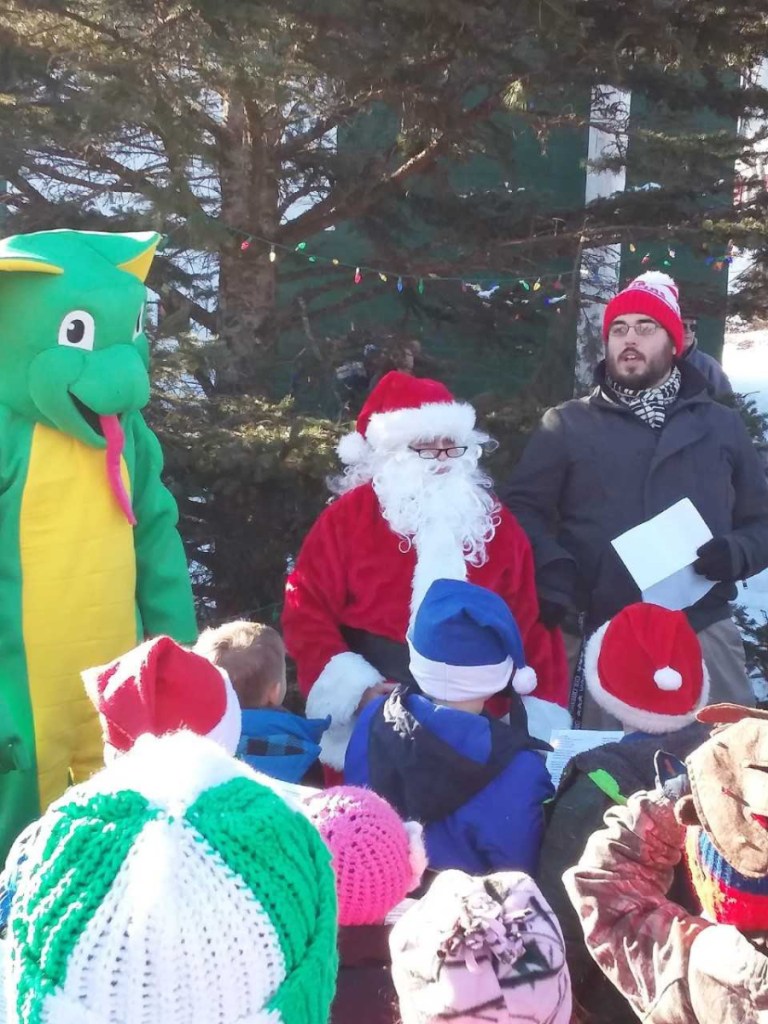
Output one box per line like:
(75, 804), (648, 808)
(563, 791), (768, 1023)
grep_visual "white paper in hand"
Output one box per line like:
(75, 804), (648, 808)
(546, 729), (623, 788)
(611, 498), (716, 611)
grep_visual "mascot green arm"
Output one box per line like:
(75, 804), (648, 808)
(128, 411), (197, 643)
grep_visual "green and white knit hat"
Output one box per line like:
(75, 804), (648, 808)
(2, 732), (338, 1024)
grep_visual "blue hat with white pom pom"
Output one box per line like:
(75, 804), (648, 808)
(407, 579), (536, 702)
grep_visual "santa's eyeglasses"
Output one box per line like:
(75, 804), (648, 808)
(409, 445), (469, 460)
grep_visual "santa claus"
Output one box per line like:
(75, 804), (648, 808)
(283, 371), (570, 769)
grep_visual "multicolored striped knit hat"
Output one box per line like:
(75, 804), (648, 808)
(686, 826), (768, 932)
(2, 731), (338, 1024)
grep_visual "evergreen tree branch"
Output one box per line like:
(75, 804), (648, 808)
(280, 93), (504, 243)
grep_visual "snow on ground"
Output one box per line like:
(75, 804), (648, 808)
(723, 328), (768, 694)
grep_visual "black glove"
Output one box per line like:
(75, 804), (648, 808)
(538, 599), (569, 630)
(692, 537), (737, 582)
(536, 559), (578, 630)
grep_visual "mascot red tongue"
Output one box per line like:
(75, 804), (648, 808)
(100, 413), (137, 526)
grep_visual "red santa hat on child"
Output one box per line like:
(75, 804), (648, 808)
(603, 272), (684, 356)
(584, 603), (709, 733)
(82, 635), (242, 758)
(337, 370), (478, 465)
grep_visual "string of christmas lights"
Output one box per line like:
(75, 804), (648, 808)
(628, 242), (735, 273)
(234, 230), (575, 303)
(159, 217), (736, 308)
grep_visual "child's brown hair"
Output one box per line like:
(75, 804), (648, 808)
(194, 620), (286, 709)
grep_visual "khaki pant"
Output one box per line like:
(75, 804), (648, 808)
(569, 616), (753, 731)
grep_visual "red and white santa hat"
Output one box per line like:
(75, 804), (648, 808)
(584, 603), (709, 734)
(602, 272), (684, 355)
(82, 635), (242, 758)
(337, 370), (478, 465)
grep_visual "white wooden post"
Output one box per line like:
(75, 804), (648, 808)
(575, 86), (631, 394)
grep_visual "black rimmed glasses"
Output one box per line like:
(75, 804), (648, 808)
(409, 444), (469, 460)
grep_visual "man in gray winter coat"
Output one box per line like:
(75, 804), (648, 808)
(502, 272), (768, 727)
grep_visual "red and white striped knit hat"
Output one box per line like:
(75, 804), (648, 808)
(603, 272), (684, 355)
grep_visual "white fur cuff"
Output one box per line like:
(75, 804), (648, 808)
(305, 651), (385, 769)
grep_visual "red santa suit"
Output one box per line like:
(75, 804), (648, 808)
(282, 372), (569, 768)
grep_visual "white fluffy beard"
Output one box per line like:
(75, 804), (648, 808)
(331, 441), (500, 618)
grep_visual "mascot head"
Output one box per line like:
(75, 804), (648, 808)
(0, 229), (159, 448)
(676, 704), (768, 937)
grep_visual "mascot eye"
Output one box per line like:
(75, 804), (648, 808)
(58, 310), (95, 351)
(133, 307), (144, 339)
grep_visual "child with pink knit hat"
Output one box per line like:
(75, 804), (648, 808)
(304, 786), (428, 1024)
(304, 785), (426, 926)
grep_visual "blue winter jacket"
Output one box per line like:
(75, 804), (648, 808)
(238, 708), (329, 784)
(344, 689), (553, 875)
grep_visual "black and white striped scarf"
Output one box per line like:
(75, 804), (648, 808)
(605, 365), (681, 429)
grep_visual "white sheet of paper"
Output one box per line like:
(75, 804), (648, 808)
(546, 729), (623, 788)
(642, 564), (715, 610)
(611, 498), (716, 610)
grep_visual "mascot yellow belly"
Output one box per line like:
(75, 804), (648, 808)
(20, 425), (138, 809)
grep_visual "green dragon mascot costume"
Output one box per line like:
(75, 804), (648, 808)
(0, 228), (197, 858)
